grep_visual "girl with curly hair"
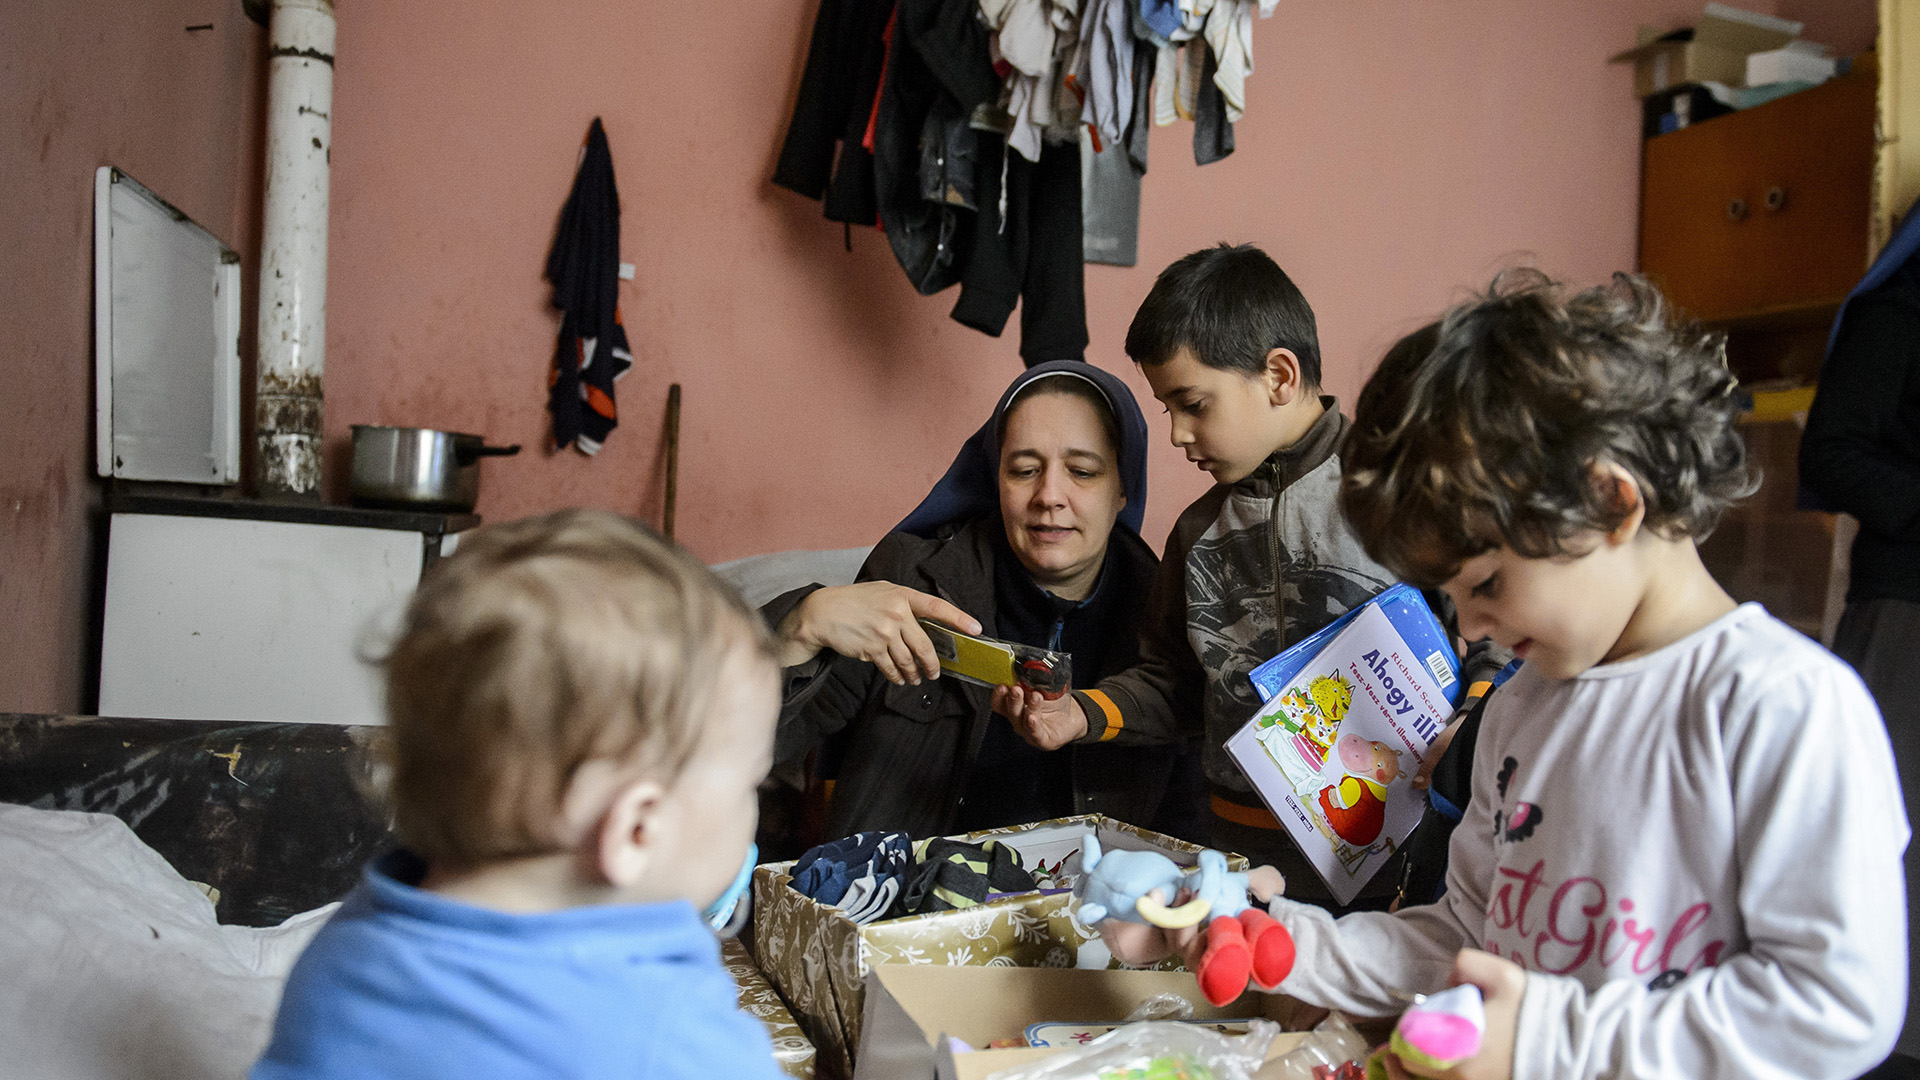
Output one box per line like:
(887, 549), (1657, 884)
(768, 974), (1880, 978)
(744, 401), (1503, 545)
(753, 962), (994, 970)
(1250, 271), (1908, 1080)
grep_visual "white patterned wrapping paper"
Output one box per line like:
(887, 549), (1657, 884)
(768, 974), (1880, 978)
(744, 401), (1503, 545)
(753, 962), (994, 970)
(747, 815), (1245, 1080)
(722, 937), (816, 1080)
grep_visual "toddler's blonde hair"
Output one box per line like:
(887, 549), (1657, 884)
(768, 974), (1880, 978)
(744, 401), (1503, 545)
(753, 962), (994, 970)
(381, 509), (772, 865)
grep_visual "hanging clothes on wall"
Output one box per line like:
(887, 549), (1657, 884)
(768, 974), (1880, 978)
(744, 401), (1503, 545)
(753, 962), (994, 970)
(1204, 0), (1254, 122)
(1125, 34), (1155, 174)
(874, 0), (1002, 295)
(546, 117), (632, 456)
(952, 131), (1087, 362)
(958, 0), (1091, 360)
(981, 0), (1082, 163)
(772, 0), (894, 226)
(1149, 3), (1204, 126)
(1081, 125), (1140, 267)
(769, 0), (1283, 360)
(1078, 0), (1142, 267)
(1192, 37), (1235, 164)
(903, 0), (1002, 117)
(1078, 0), (1134, 149)
(1134, 0), (1188, 45)
(1145, 0), (1278, 165)
(775, 0), (1090, 364)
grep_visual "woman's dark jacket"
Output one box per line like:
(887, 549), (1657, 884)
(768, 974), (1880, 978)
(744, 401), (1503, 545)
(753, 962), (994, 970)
(766, 515), (1193, 841)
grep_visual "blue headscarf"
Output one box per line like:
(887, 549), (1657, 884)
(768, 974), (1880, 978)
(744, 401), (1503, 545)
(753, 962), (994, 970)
(1800, 208), (1920, 510)
(894, 360), (1150, 539)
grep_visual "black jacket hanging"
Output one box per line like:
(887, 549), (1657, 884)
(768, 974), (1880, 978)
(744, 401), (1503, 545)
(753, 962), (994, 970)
(546, 117), (631, 455)
(771, 0), (893, 226)
(873, 1), (986, 296)
(773, 0), (1088, 364)
(950, 134), (1088, 366)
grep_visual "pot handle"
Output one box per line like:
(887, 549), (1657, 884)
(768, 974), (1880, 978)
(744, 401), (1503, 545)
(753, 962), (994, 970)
(454, 441), (523, 465)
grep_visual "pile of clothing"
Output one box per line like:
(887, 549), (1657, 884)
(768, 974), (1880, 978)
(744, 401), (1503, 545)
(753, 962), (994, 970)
(786, 831), (1063, 924)
(773, 0), (1281, 365)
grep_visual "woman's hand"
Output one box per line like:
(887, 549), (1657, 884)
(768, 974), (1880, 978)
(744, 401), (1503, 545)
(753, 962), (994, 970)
(991, 686), (1089, 750)
(776, 582), (981, 685)
(1378, 949), (1524, 1080)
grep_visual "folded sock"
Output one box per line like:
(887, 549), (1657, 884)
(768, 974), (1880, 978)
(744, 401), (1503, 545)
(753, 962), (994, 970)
(898, 838), (1039, 916)
(837, 872), (903, 924)
(790, 831), (911, 909)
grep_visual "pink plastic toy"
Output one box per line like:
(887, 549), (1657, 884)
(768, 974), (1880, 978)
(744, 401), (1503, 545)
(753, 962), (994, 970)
(1365, 985), (1486, 1079)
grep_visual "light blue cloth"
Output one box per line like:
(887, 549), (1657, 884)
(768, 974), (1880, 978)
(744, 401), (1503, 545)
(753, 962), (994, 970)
(252, 852), (785, 1080)
(1136, 0), (1183, 46)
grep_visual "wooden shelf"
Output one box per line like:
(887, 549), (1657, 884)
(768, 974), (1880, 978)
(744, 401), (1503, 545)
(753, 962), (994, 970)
(1640, 67), (1876, 325)
(1700, 298), (1842, 333)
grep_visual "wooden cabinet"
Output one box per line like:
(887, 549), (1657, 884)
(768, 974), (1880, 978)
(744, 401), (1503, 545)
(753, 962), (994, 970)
(1639, 64), (1876, 325)
(1636, 56), (1890, 639)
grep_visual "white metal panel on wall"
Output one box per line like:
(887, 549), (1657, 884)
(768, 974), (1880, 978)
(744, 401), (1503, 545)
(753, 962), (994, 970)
(94, 167), (242, 483)
(99, 515), (423, 725)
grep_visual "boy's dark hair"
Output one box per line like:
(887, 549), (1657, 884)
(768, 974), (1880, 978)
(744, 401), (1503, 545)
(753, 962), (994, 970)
(1124, 243), (1322, 387)
(1340, 270), (1757, 587)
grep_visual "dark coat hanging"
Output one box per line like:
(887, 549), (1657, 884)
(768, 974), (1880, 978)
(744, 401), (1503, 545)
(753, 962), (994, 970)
(547, 117), (632, 455)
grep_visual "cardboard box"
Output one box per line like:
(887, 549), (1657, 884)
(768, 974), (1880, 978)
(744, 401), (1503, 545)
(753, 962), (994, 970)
(750, 815), (1244, 1080)
(724, 937), (819, 1080)
(1610, 3), (1800, 96)
(853, 964), (1323, 1080)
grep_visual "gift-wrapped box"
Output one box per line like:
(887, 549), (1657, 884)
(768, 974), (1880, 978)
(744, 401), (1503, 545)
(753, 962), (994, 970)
(723, 937), (817, 1080)
(748, 815), (1244, 1080)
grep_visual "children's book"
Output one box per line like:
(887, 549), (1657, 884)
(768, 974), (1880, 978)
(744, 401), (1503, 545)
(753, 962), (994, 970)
(1226, 585), (1462, 905)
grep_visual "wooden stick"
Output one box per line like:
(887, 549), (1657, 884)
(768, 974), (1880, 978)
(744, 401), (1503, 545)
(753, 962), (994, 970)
(663, 383), (681, 542)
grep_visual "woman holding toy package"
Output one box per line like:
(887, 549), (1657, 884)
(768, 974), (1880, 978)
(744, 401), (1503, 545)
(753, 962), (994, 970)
(766, 361), (1205, 844)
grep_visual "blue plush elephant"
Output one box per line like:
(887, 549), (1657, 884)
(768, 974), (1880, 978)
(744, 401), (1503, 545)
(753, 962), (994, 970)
(1072, 832), (1296, 1005)
(1073, 835), (1193, 926)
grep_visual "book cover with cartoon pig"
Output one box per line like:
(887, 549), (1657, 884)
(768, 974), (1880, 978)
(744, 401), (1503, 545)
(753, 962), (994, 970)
(1228, 598), (1460, 904)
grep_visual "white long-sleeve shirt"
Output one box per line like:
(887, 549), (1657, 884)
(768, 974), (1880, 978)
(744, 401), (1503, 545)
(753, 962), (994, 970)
(1271, 604), (1909, 1079)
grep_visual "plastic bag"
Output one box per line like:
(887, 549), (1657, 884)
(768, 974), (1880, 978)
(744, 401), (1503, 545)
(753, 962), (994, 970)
(985, 1019), (1279, 1080)
(1123, 994), (1197, 1023)
(1255, 1013), (1370, 1080)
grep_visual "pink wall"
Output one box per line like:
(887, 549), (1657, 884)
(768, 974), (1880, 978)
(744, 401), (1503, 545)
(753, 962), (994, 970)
(1, 2), (264, 713)
(0, 0), (1877, 712)
(323, 0), (1871, 568)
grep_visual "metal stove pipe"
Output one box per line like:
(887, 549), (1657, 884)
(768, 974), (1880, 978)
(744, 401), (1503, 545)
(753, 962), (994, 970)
(255, 0), (335, 498)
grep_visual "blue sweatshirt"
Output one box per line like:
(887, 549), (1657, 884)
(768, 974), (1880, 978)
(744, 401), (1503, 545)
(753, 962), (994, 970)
(253, 852), (785, 1080)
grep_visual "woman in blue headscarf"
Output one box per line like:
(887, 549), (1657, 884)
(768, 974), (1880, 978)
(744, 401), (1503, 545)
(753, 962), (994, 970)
(766, 361), (1204, 842)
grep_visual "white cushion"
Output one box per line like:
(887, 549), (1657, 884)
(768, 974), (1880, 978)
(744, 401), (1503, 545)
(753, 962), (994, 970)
(711, 547), (873, 609)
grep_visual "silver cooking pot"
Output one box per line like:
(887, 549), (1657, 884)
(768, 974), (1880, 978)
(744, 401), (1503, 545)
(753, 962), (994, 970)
(349, 425), (521, 512)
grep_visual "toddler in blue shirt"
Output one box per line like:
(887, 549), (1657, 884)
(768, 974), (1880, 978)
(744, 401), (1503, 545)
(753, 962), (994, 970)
(254, 509), (787, 1080)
